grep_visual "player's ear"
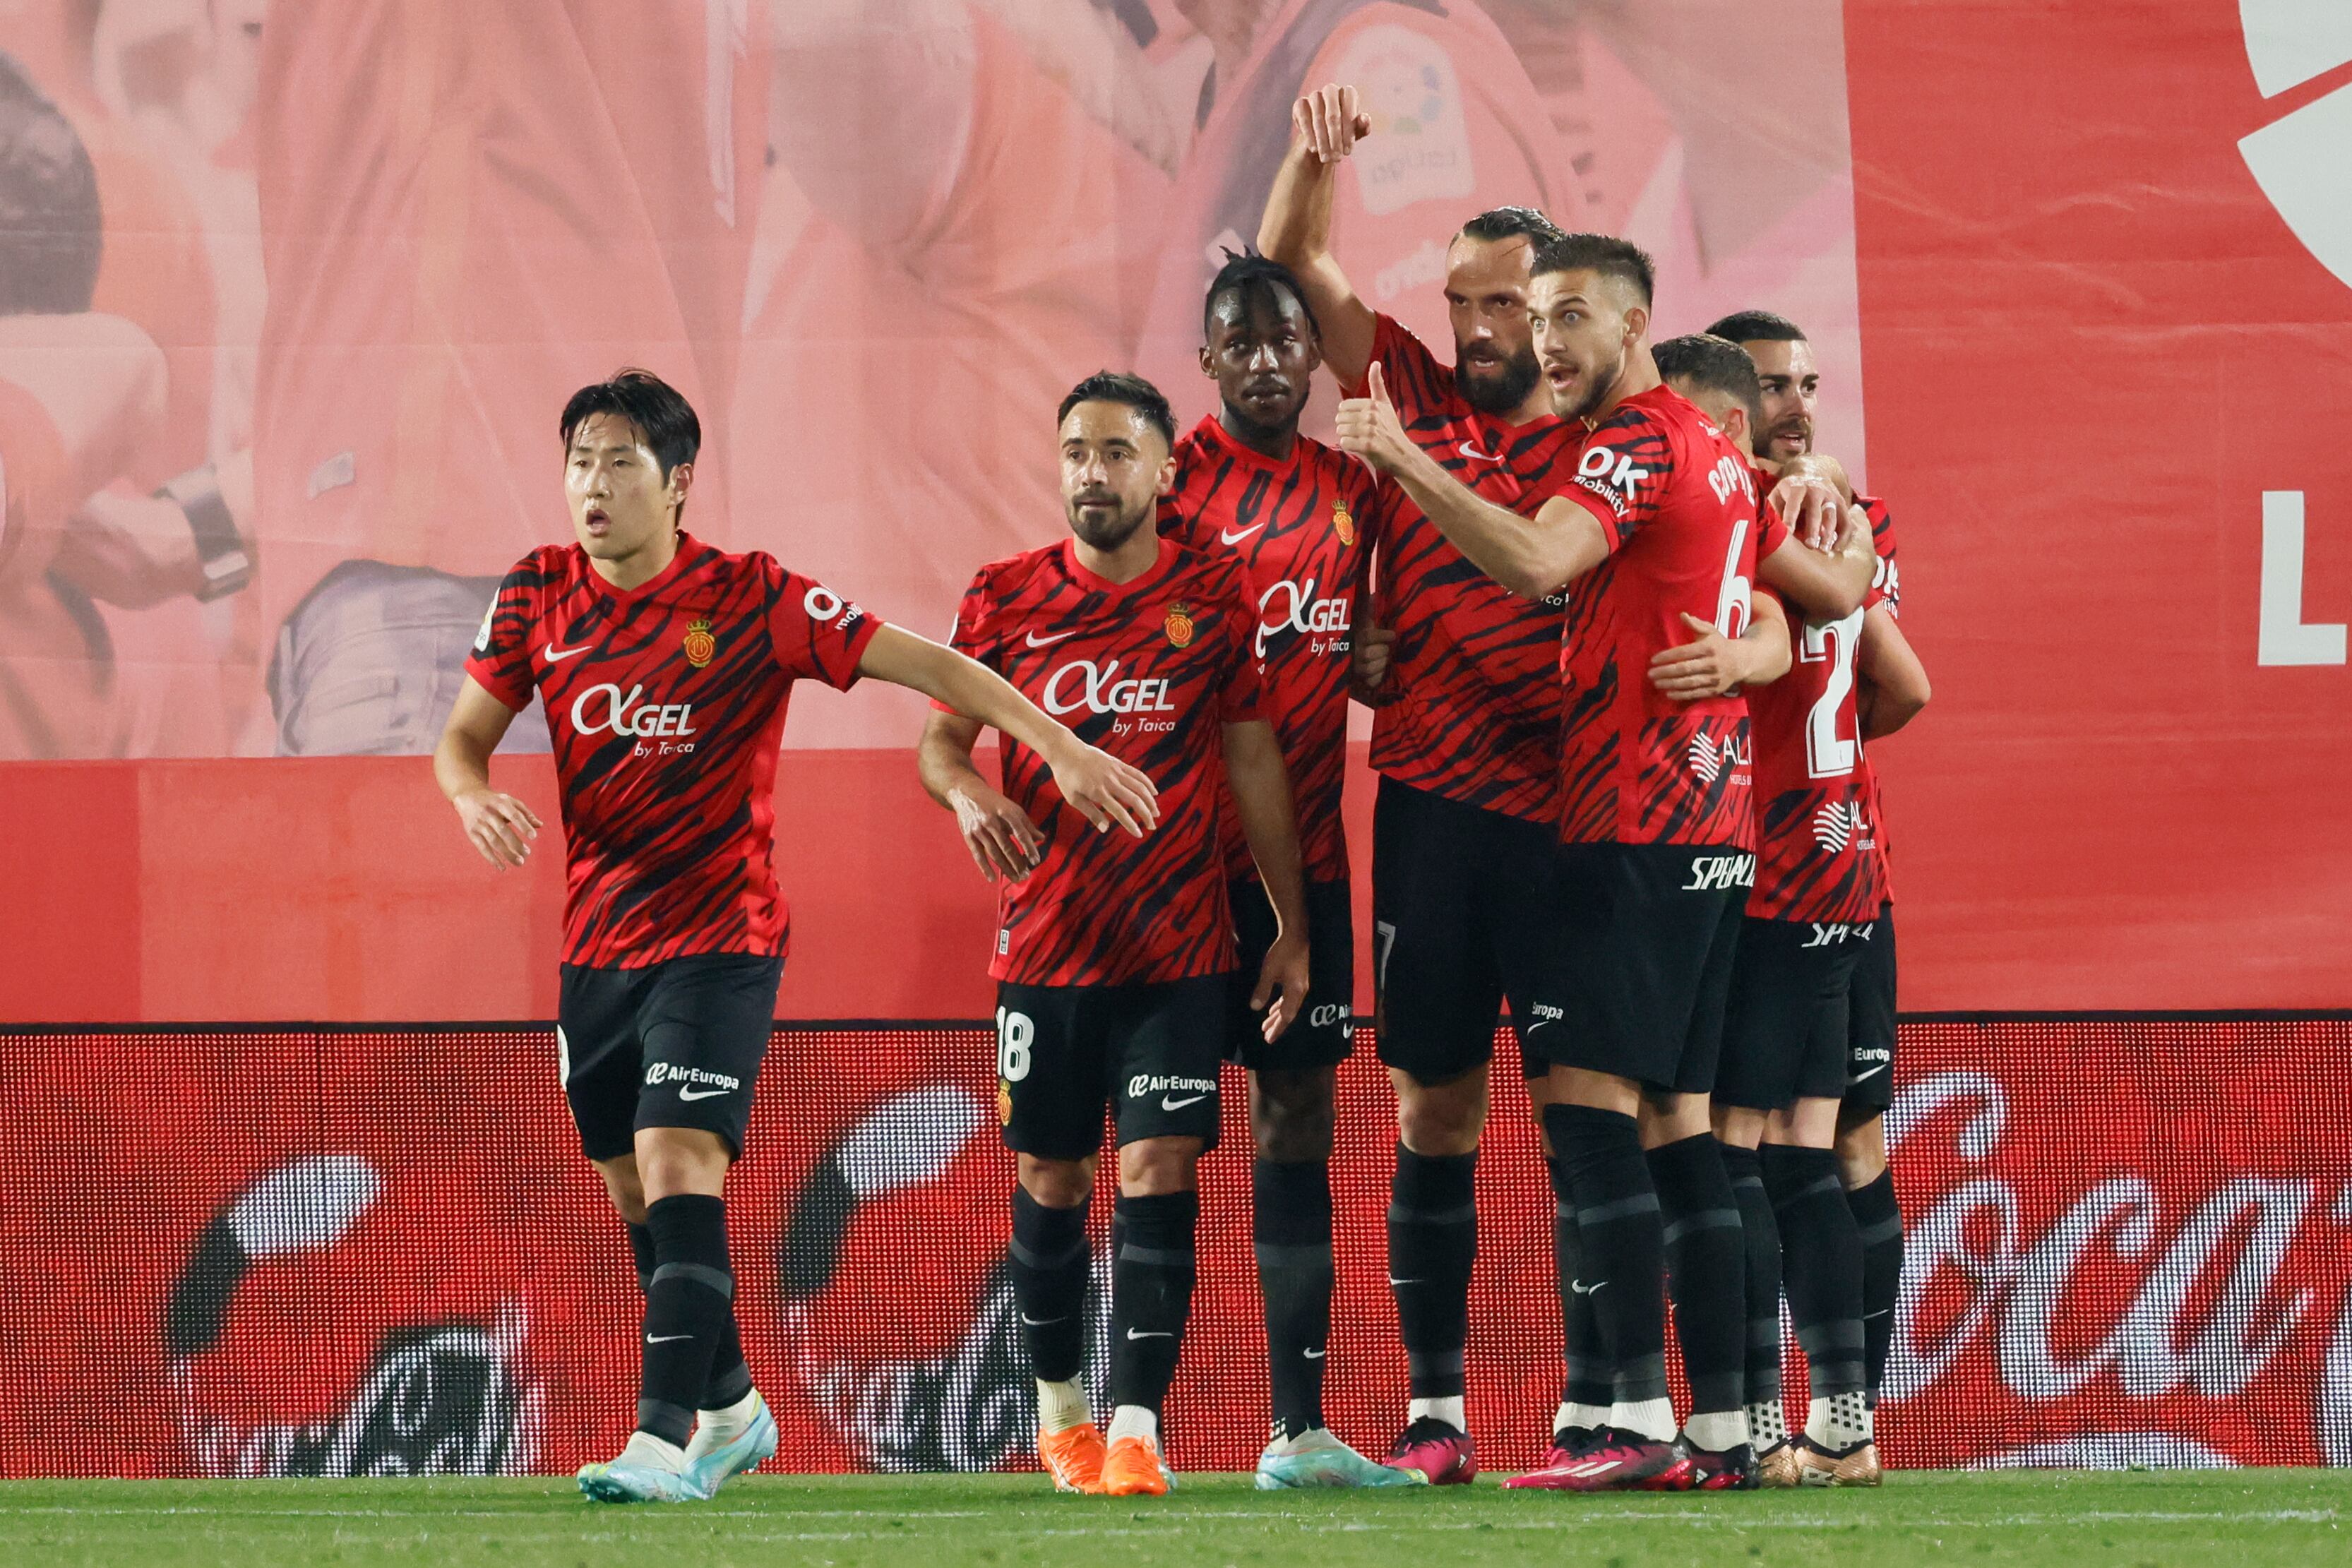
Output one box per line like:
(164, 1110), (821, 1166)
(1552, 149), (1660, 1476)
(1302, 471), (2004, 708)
(667, 460), (694, 526)
(1155, 452), (1178, 497)
(1621, 301), (1649, 348)
(1199, 343), (1216, 379)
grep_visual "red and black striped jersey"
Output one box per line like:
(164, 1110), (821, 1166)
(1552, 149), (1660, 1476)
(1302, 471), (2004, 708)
(1856, 492), (1902, 904)
(1351, 313), (1577, 823)
(1548, 386), (1786, 849)
(1159, 415), (1378, 885)
(1744, 588), (1887, 924)
(465, 534), (879, 968)
(945, 537), (1263, 987)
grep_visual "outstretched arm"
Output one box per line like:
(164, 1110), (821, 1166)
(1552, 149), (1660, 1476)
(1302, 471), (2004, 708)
(1856, 604), (1930, 740)
(1649, 593), (1792, 702)
(1257, 85), (1380, 385)
(861, 623), (1159, 838)
(917, 707), (1053, 883)
(1222, 718), (1310, 1043)
(1336, 363), (1606, 597)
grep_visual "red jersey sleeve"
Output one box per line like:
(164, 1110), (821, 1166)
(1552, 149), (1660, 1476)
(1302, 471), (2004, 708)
(1551, 402), (1673, 552)
(765, 560), (879, 689)
(1861, 496), (1902, 615)
(463, 555), (543, 712)
(1758, 496), (1791, 559)
(1347, 312), (1452, 419)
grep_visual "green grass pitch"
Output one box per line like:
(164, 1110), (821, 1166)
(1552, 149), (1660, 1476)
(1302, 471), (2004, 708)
(4, 1471), (2346, 1567)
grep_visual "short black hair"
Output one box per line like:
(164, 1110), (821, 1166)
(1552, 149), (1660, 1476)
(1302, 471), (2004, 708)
(1057, 371), (1175, 450)
(1653, 333), (1762, 432)
(559, 368), (701, 482)
(0, 50), (102, 316)
(1527, 232), (1656, 308)
(1458, 205), (1567, 249)
(1202, 250), (1319, 342)
(1704, 309), (1807, 345)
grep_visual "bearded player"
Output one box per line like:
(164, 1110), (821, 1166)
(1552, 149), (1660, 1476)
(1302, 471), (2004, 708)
(1261, 88), (1846, 1480)
(1336, 237), (1874, 1489)
(1706, 307), (1930, 1447)
(919, 371), (1313, 1498)
(1654, 333), (1926, 1488)
(436, 369), (1157, 1504)
(1154, 252), (1416, 1488)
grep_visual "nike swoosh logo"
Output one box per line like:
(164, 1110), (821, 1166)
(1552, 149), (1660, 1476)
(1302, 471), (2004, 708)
(1160, 1094), (1210, 1111)
(1457, 440), (1504, 463)
(1020, 1313), (1068, 1327)
(1025, 629), (1080, 647)
(1303, 1347), (1325, 1359)
(1387, 1277), (1423, 1286)
(1846, 1063), (1890, 1086)
(1220, 522), (1267, 545)
(1125, 1328), (1174, 1341)
(645, 1333), (692, 1344)
(544, 642), (592, 662)
(1863, 1310), (1892, 1320)
(677, 1086), (733, 1101)
(1570, 1280), (1608, 1295)
(1524, 1019), (1554, 1031)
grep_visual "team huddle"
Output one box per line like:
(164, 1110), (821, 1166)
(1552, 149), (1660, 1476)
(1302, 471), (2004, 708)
(433, 83), (1928, 1502)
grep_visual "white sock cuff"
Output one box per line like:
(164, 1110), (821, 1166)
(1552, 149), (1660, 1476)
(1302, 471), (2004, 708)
(1106, 1404), (1159, 1444)
(1408, 1395), (1466, 1431)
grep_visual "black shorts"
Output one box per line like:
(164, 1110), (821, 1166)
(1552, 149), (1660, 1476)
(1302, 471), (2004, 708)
(1716, 916), (1870, 1111)
(1536, 844), (1749, 1094)
(1226, 875), (1355, 1071)
(995, 974), (1226, 1159)
(1371, 777), (1560, 1084)
(557, 953), (783, 1162)
(1843, 901), (1899, 1113)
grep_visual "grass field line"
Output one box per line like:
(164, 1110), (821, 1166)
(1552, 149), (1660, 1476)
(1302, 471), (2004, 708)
(1, 1504), (2338, 1531)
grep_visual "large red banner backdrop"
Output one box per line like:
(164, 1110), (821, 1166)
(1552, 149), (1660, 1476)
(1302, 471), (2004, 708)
(4, 1017), (2346, 1479)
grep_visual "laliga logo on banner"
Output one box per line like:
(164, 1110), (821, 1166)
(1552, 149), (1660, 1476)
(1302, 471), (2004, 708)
(2237, 2), (2352, 292)
(2240, 6), (2352, 668)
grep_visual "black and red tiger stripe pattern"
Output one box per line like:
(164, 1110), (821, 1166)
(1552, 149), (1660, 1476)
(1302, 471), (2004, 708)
(945, 537), (1261, 986)
(466, 534), (878, 967)
(1351, 313), (1578, 823)
(1159, 415), (1378, 884)
(1744, 592), (1886, 925)
(1547, 385), (1777, 849)
(1855, 491), (1902, 902)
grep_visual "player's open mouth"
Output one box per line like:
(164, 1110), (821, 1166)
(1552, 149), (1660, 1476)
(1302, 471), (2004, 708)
(583, 508), (609, 534)
(1544, 363), (1577, 388)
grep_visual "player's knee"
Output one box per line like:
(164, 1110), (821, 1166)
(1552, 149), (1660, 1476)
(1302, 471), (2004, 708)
(1017, 1155), (1094, 1209)
(593, 1157), (647, 1224)
(1712, 1103), (1766, 1150)
(1394, 1072), (1485, 1156)
(1250, 1068), (1335, 1162)
(633, 1127), (732, 1202)
(1117, 1136), (1202, 1196)
(1834, 1110), (1887, 1187)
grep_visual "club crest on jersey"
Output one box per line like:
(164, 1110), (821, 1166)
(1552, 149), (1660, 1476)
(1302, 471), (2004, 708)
(1164, 601), (1195, 648)
(1332, 498), (1356, 546)
(681, 616), (717, 669)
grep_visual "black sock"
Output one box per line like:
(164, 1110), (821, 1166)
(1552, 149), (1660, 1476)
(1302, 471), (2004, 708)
(1109, 1190), (1197, 1416)
(1763, 1145), (1866, 1399)
(1547, 1156), (1611, 1418)
(1387, 1145), (1477, 1404)
(1717, 1143), (1783, 1414)
(1847, 1168), (1904, 1401)
(1544, 1104), (1666, 1411)
(638, 1195), (735, 1447)
(1649, 1133), (1747, 1425)
(1253, 1160), (1332, 1438)
(1010, 1186), (1091, 1385)
(634, 1218), (748, 1410)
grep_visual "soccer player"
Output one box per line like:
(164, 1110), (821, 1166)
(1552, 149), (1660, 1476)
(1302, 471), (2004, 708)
(919, 371), (1313, 1498)
(1332, 236), (1875, 1490)
(1157, 253), (1414, 1488)
(1654, 332), (1922, 1488)
(1262, 88), (1849, 1482)
(1705, 308), (1930, 1462)
(435, 369), (1157, 1504)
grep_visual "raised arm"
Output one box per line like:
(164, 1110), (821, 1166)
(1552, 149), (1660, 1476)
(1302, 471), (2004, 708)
(862, 623), (1158, 837)
(1759, 502), (1875, 621)
(434, 678), (542, 869)
(1257, 85), (1380, 385)
(1221, 718), (1310, 1043)
(1335, 362), (1606, 597)
(1856, 604), (1930, 740)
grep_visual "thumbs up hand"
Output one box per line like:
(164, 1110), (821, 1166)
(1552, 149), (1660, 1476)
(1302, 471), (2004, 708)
(1335, 360), (1414, 477)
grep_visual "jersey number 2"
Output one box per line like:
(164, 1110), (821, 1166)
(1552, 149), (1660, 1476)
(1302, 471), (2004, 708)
(1799, 609), (1864, 778)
